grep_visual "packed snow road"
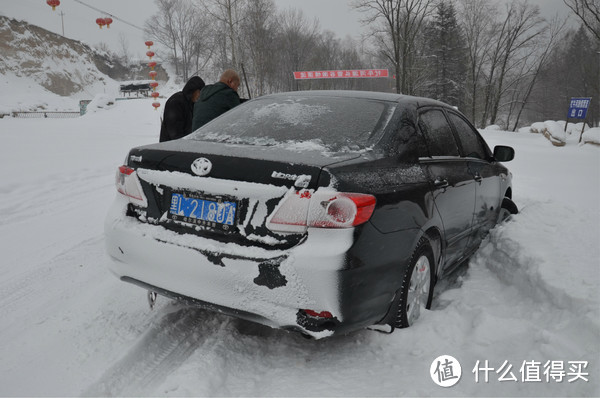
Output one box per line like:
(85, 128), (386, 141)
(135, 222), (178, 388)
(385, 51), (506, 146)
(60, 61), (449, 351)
(0, 99), (598, 396)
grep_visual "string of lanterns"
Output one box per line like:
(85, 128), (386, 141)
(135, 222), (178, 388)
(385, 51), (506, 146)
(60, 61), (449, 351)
(47, 1), (114, 30)
(146, 41), (161, 111)
(95, 17), (113, 29)
(46, 0), (60, 11)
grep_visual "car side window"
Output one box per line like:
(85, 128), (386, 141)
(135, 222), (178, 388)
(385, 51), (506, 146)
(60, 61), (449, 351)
(447, 112), (487, 160)
(418, 109), (460, 157)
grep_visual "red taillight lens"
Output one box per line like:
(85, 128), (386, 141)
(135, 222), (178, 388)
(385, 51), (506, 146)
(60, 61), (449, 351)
(315, 193), (376, 228)
(346, 194), (377, 226)
(115, 165), (148, 207)
(303, 309), (333, 319)
(118, 165), (135, 176)
(266, 189), (376, 232)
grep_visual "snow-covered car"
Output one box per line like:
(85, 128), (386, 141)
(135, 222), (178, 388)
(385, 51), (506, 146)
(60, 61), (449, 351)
(104, 90), (517, 338)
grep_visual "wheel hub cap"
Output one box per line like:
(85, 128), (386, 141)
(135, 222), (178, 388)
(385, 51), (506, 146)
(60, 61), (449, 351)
(407, 255), (431, 325)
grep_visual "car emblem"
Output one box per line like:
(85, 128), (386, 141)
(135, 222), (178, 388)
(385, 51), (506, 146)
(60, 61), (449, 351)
(191, 157), (212, 176)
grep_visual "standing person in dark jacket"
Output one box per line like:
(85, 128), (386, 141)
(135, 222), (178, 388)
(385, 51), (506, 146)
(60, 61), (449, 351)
(192, 69), (241, 131)
(159, 76), (205, 142)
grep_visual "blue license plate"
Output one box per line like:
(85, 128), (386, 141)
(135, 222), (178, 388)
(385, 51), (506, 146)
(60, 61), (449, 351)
(168, 193), (237, 227)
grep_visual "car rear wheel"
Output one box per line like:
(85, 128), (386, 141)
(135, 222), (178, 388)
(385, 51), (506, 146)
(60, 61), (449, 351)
(394, 239), (434, 328)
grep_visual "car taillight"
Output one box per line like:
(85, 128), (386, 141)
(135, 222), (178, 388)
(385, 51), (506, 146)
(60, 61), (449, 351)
(267, 189), (376, 232)
(314, 193), (376, 228)
(303, 309), (333, 319)
(115, 165), (148, 207)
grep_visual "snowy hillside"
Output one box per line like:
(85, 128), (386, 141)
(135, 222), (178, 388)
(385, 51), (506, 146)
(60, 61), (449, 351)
(0, 16), (168, 114)
(0, 15), (121, 111)
(0, 97), (598, 396)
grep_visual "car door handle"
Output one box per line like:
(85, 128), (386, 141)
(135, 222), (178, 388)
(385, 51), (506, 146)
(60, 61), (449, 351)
(474, 173), (483, 183)
(433, 177), (449, 187)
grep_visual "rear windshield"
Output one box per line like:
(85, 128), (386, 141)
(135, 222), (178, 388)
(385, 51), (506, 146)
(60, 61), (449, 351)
(188, 95), (394, 153)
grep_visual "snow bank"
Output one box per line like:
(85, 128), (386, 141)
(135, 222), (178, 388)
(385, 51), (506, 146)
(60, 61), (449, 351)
(512, 121), (598, 147)
(484, 124), (502, 130)
(581, 127), (600, 145)
(529, 122), (546, 134)
(542, 120), (566, 145)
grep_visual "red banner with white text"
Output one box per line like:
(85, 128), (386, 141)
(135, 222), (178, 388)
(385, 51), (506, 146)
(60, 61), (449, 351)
(293, 69), (389, 80)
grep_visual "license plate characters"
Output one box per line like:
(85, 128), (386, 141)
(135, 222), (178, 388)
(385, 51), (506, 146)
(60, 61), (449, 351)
(169, 193), (236, 227)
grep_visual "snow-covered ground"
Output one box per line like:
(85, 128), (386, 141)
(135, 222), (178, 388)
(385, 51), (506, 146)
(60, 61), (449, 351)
(0, 98), (598, 397)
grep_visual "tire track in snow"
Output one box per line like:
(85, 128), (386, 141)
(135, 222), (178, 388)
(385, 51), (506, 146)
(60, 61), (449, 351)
(463, 201), (600, 357)
(475, 201), (598, 314)
(83, 306), (229, 397)
(0, 235), (104, 326)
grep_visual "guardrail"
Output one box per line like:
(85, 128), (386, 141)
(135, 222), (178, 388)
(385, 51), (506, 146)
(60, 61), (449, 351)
(8, 111), (81, 119)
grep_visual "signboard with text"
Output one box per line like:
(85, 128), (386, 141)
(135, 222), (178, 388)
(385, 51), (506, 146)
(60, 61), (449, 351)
(567, 97), (592, 119)
(293, 69), (389, 80)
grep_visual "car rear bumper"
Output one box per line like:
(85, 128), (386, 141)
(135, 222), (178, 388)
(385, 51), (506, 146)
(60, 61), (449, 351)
(104, 195), (357, 338)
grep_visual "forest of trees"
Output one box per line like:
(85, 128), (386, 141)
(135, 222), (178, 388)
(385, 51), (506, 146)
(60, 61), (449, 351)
(141, 0), (600, 129)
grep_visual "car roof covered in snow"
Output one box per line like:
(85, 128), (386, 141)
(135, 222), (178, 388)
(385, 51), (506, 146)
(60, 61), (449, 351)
(258, 90), (453, 110)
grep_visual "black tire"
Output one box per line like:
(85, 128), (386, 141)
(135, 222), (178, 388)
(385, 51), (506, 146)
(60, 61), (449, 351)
(393, 238), (435, 329)
(498, 197), (518, 223)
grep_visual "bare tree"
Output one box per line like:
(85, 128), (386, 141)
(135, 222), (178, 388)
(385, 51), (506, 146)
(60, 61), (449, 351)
(338, 37), (370, 90)
(116, 32), (132, 66)
(477, 1), (546, 126)
(564, 0), (600, 41)
(458, 0), (497, 123)
(146, 0), (179, 76)
(146, 0), (214, 81)
(239, 0), (278, 96)
(201, 0), (247, 68)
(508, 16), (567, 130)
(490, 2), (546, 125)
(274, 8), (320, 91)
(354, 0), (435, 94)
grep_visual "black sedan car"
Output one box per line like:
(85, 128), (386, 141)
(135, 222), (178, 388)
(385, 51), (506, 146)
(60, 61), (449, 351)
(105, 90), (516, 338)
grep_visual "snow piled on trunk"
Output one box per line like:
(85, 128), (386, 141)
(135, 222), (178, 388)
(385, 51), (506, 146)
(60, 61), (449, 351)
(0, 99), (598, 397)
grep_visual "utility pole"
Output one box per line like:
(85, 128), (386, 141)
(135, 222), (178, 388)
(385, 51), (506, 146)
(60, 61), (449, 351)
(59, 11), (65, 36)
(597, 51), (600, 127)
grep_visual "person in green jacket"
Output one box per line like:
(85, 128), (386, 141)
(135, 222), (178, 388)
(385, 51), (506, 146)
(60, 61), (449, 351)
(191, 69), (241, 131)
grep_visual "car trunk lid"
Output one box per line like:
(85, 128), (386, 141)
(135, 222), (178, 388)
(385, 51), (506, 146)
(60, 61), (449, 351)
(124, 140), (361, 249)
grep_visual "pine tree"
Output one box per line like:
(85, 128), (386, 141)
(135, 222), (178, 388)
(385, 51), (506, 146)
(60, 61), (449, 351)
(422, 0), (467, 109)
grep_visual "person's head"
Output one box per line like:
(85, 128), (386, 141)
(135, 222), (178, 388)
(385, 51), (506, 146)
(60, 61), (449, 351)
(220, 69), (240, 92)
(183, 76), (205, 103)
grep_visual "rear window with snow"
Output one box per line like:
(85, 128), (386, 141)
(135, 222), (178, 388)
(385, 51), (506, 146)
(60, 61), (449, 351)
(188, 96), (394, 152)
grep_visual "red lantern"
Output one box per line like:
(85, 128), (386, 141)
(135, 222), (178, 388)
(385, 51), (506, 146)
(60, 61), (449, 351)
(96, 18), (106, 29)
(148, 61), (157, 70)
(152, 102), (161, 111)
(151, 92), (160, 99)
(149, 71), (158, 80)
(47, 0), (60, 11)
(149, 82), (159, 91)
(145, 41), (154, 49)
(146, 51), (155, 60)
(104, 17), (113, 28)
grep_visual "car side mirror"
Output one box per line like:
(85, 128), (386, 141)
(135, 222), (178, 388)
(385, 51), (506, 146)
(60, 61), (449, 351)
(493, 145), (515, 162)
